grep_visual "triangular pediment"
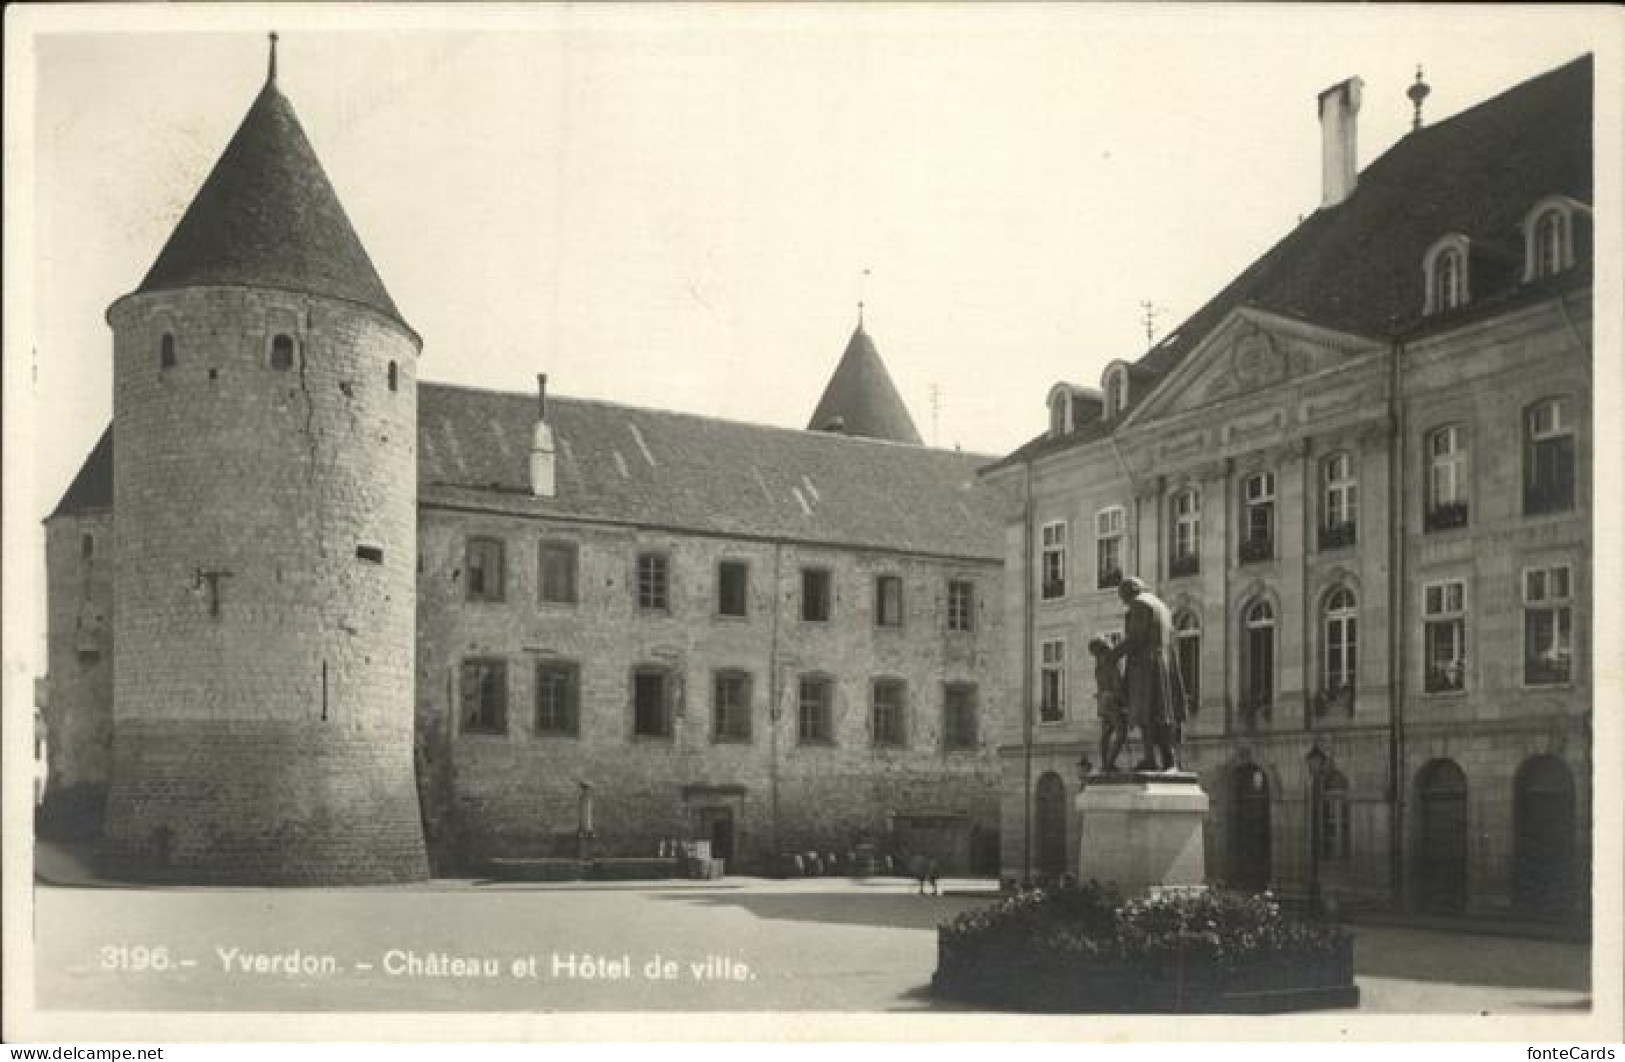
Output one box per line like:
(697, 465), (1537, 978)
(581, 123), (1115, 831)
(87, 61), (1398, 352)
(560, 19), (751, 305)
(1123, 307), (1383, 427)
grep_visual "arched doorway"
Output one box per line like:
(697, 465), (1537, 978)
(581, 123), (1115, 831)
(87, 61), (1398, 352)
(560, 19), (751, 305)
(1416, 759), (1469, 913)
(1035, 772), (1069, 880)
(1229, 764), (1272, 891)
(1513, 755), (1576, 917)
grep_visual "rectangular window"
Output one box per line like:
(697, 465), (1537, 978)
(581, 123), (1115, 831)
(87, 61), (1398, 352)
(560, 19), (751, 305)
(1524, 564), (1573, 686)
(1039, 638), (1065, 723)
(466, 537), (506, 601)
(81, 532), (95, 560)
(717, 560), (749, 618)
(1095, 507), (1124, 589)
(1321, 453), (1358, 549)
(1423, 580), (1467, 693)
(1170, 490), (1200, 576)
(871, 678), (906, 746)
(801, 568), (832, 622)
(632, 666), (672, 737)
(1426, 426), (1470, 531)
(798, 675), (833, 744)
(1041, 521), (1067, 599)
(1525, 398), (1576, 515)
(636, 552), (670, 612)
(944, 683), (978, 750)
(534, 661), (579, 735)
(538, 541), (578, 604)
(713, 670), (752, 742)
(1241, 473), (1275, 563)
(947, 579), (975, 632)
(459, 658), (508, 734)
(875, 575), (904, 628)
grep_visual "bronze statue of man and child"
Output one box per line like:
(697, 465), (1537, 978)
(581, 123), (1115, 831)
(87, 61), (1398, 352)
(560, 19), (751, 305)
(1089, 575), (1191, 775)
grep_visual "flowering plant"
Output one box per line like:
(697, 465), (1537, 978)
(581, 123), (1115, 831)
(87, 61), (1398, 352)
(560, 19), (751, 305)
(941, 881), (1348, 973)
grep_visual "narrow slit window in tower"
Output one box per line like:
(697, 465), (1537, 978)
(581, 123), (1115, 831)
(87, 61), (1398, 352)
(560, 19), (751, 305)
(270, 333), (296, 371)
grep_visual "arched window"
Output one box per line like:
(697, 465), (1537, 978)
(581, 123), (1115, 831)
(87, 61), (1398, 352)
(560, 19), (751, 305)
(1316, 768), (1351, 862)
(1424, 236), (1471, 315)
(1424, 425), (1469, 532)
(1524, 396), (1575, 515)
(1320, 587), (1357, 709)
(1174, 610), (1201, 713)
(388, 360), (399, 393)
(1522, 197), (1582, 282)
(1104, 368), (1128, 419)
(159, 332), (177, 370)
(1320, 452), (1357, 549)
(269, 333), (296, 371)
(1243, 599), (1275, 718)
(1170, 489), (1200, 576)
(1533, 211), (1566, 278)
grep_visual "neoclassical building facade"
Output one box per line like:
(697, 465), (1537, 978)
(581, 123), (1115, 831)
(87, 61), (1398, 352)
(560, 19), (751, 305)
(987, 56), (1592, 917)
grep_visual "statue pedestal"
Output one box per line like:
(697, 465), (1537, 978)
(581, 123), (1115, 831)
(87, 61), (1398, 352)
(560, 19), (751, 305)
(1075, 773), (1207, 896)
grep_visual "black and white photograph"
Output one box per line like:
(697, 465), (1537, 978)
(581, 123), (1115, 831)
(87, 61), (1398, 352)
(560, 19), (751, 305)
(3, 2), (1620, 1046)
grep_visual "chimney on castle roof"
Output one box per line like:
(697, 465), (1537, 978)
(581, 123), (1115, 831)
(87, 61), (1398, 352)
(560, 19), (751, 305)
(530, 373), (555, 498)
(1318, 76), (1363, 209)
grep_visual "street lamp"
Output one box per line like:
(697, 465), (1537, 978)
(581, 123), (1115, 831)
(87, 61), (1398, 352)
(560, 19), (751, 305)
(1305, 744), (1329, 916)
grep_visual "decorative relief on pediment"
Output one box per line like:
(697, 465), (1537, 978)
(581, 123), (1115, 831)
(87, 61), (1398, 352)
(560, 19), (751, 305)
(1231, 327), (1288, 388)
(1191, 458), (1230, 482)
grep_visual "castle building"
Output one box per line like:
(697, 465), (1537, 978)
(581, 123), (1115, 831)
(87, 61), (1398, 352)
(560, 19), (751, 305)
(986, 57), (1593, 917)
(41, 44), (1010, 882)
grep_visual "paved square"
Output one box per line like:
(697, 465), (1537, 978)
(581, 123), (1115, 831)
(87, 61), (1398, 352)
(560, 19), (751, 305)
(32, 878), (1590, 1014)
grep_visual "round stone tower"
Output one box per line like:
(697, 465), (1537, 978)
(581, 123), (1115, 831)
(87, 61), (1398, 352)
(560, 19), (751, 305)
(100, 39), (429, 883)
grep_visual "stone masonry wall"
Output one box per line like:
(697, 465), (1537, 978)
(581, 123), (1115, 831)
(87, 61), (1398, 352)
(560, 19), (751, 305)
(40, 512), (114, 837)
(102, 287), (427, 882)
(416, 510), (1004, 874)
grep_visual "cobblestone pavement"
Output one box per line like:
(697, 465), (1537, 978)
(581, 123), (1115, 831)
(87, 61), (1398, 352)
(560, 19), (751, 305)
(31, 878), (1591, 1017)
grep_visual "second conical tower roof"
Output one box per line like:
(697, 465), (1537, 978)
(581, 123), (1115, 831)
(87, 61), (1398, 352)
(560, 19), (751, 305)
(806, 323), (922, 445)
(135, 55), (407, 330)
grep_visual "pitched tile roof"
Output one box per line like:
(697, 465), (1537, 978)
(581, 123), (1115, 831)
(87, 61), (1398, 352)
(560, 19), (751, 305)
(53, 386), (1008, 560)
(806, 325), (924, 444)
(47, 426), (113, 519)
(989, 54), (1592, 472)
(133, 77), (409, 333)
(422, 383), (1005, 559)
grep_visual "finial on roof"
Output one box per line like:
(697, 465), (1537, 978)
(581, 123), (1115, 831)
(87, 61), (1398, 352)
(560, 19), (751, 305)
(1407, 64), (1431, 131)
(857, 267), (871, 331)
(268, 32), (280, 84)
(857, 300), (865, 330)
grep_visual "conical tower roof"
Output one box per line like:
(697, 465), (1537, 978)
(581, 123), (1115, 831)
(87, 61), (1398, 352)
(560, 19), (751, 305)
(135, 55), (408, 331)
(806, 323), (922, 444)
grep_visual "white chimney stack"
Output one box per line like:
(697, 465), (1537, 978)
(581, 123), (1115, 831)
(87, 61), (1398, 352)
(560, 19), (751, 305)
(1318, 76), (1363, 209)
(530, 373), (556, 498)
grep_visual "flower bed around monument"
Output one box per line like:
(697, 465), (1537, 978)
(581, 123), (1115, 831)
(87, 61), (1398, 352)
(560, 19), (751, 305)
(933, 882), (1357, 1013)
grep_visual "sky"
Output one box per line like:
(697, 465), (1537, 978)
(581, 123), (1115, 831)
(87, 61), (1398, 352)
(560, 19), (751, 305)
(6, 4), (1617, 671)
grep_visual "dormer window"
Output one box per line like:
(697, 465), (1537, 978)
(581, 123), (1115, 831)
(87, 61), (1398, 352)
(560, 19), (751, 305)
(1423, 235), (1470, 315)
(1049, 394), (1069, 439)
(1522, 196), (1584, 282)
(1103, 366), (1129, 419)
(1047, 383), (1099, 439)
